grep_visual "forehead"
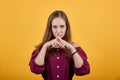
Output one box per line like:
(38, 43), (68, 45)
(52, 17), (66, 25)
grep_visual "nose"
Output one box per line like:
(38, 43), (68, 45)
(56, 28), (62, 36)
(56, 27), (61, 33)
(56, 31), (60, 36)
(57, 30), (61, 33)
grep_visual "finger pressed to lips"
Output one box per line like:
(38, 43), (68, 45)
(55, 32), (63, 38)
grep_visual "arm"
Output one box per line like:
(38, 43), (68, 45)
(71, 46), (90, 76)
(29, 44), (47, 74)
(35, 43), (47, 66)
(71, 46), (84, 68)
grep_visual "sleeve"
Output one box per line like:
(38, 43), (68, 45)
(29, 49), (46, 74)
(72, 47), (90, 76)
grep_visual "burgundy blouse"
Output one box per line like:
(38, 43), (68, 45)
(29, 47), (90, 80)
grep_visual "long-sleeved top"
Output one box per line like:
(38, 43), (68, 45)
(29, 46), (90, 80)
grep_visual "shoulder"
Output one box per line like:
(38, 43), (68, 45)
(71, 42), (80, 48)
(31, 49), (39, 57)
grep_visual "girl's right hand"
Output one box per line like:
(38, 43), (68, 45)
(44, 38), (60, 49)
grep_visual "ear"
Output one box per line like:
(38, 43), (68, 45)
(72, 42), (79, 48)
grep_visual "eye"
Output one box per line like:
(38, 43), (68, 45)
(60, 25), (64, 28)
(52, 25), (57, 29)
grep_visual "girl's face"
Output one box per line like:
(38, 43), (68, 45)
(51, 17), (66, 38)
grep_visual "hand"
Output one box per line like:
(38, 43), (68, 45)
(44, 38), (59, 48)
(44, 37), (70, 49)
(56, 37), (74, 49)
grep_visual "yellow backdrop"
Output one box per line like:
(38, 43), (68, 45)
(0, 0), (120, 80)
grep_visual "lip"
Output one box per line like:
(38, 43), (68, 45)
(57, 33), (59, 36)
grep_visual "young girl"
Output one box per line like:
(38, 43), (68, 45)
(29, 10), (90, 80)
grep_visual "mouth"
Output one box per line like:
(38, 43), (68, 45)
(56, 33), (63, 38)
(57, 33), (59, 36)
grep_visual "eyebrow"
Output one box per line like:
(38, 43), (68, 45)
(52, 24), (64, 26)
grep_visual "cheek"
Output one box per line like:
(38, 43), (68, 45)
(63, 28), (66, 35)
(60, 29), (66, 38)
(52, 29), (57, 37)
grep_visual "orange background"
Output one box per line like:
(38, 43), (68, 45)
(0, 0), (120, 80)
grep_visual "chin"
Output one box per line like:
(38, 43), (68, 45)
(54, 35), (64, 38)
